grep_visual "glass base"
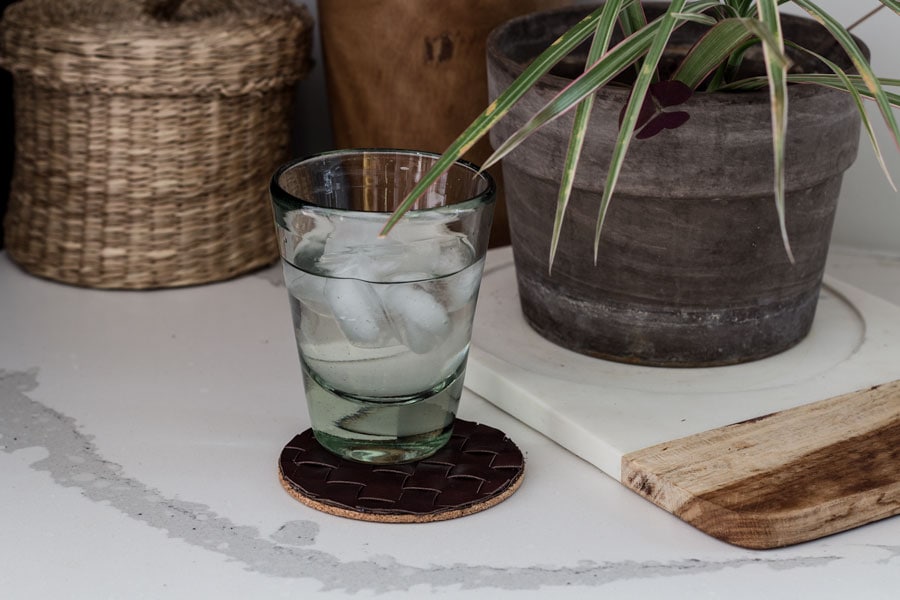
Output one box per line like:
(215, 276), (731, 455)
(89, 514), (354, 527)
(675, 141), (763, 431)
(311, 427), (454, 464)
(303, 361), (465, 464)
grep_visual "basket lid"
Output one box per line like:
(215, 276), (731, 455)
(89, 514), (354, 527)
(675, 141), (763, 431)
(0, 0), (313, 95)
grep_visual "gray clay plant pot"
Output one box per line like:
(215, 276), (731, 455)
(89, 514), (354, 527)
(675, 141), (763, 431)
(486, 3), (864, 367)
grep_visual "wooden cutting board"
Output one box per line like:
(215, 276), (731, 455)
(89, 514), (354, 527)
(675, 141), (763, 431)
(621, 380), (900, 549)
(466, 248), (900, 549)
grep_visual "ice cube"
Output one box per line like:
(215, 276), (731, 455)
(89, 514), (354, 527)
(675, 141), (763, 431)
(325, 278), (393, 347)
(288, 210), (335, 270)
(284, 263), (332, 317)
(320, 238), (434, 283)
(381, 285), (451, 354)
(321, 214), (383, 252)
(313, 211), (475, 283)
(368, 249), (435, 282)
(385, 271), (431, 283)
(317, 252), (372, 279)
(362, 233), (468, 283)
(442, 261), (484, 313)
(430, 236), (473, 277)
(297, 303), (320, 344)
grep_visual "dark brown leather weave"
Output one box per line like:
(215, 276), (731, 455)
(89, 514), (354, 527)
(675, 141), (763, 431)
(278, 420), (524, 521)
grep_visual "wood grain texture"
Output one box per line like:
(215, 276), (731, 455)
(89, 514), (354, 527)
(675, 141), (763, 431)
(622, 380), (900, 549)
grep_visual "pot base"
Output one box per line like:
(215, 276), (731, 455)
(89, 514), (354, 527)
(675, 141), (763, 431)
(517, 269), (820, 367)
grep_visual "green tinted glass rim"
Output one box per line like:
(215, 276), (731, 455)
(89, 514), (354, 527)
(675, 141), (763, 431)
(270, 148), (497, 217)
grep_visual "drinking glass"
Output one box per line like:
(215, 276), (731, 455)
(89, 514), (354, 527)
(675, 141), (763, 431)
(270, 149), (495, 463)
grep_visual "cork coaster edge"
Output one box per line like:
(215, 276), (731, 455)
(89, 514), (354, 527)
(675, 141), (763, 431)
(278, 460), (525, 523)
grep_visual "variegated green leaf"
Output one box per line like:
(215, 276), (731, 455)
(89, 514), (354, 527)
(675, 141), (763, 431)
(480, 0), (723, 170)
(379, 4), (610, 236)
(721, 37), (761, 85)
(877, 0), (900, 16)
(792, 76), (900, 106)
(793, 0), (900, 152)
(673, 18), (755, 89)
(593, 0), (688, 261)
(481, 26), (661, 171)
(720, 16), (794, 93)
(550, 0), (626, 271)
(671, 12), (718, 26)
(723, 0), (754, 16)
(757, 0), (793, 263)
(619, 1), (647, 35)
(716, 3), (740, 18)
(733, 17), (792, 68)
(386, 0), (898, 264)
(788, 42), (896, 191)
(719, 74), (900, 95)
(619, 0), (649, 79)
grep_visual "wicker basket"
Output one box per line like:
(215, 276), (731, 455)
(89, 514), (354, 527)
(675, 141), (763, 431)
(0, 0), (313, 288)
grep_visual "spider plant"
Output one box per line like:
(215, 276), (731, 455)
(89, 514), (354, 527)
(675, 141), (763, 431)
(381, 0), (900, 268)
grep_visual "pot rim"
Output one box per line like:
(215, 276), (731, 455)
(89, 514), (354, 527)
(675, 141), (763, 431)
(486, 1), (869, 106)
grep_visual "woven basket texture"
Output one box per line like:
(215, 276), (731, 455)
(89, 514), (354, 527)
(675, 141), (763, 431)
(0, 0), (313, 288)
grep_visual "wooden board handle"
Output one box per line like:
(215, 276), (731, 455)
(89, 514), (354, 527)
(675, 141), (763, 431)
(622, 380), (900, 549)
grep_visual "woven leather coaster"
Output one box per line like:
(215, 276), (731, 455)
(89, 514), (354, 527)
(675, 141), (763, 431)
(278, 420), (525, 523)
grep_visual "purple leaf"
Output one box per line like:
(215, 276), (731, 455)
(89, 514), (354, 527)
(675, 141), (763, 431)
(636, 111), (690, 139)
(618, 80), (693, 136)
(648, 80), (693, 107)
(618, 93), (656, 129)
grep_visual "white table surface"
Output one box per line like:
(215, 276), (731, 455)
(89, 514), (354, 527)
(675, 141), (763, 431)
(1, 245), (899, 599)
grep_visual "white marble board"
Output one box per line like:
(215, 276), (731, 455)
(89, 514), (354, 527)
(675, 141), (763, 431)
(466, 247), (900, 480)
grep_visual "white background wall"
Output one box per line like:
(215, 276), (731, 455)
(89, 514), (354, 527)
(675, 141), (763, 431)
(292, 1), (899, 254)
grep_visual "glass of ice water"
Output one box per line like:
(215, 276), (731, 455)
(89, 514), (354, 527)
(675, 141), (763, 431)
(270, 149), (495, 464)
